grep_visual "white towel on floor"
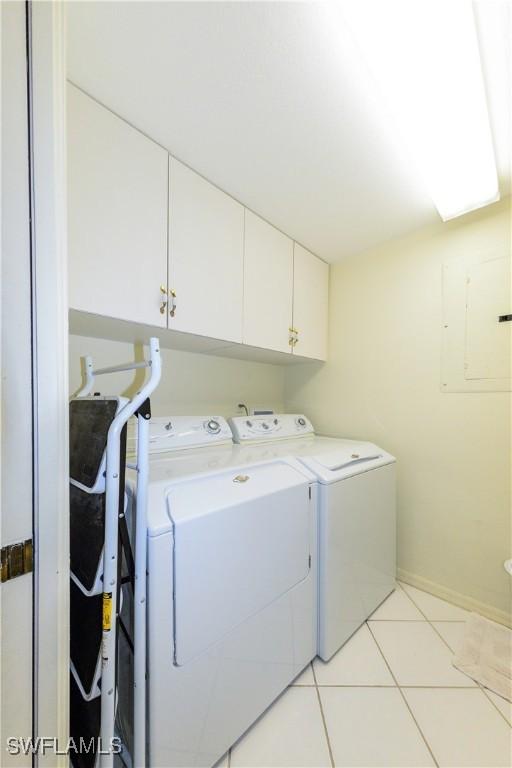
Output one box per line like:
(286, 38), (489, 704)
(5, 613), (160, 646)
(453, 612), (512, 701)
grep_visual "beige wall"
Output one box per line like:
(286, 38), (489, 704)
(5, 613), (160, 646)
(69, 200), (511, 619)
(69, 335), (285, 417)
(285, 199), (511, 620)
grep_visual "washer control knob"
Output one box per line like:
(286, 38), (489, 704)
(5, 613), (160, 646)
(164, 421), (173, 431)
(246, 420), (253, 428)
(206, 419), (221, 434)
(262, 422), (269, 430)
(297, 417), (307, 427)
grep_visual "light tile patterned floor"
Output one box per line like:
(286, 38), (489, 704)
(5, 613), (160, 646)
(225, 583), (511, 768)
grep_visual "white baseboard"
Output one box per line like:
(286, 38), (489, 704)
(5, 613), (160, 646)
(397, 568), (512, 628)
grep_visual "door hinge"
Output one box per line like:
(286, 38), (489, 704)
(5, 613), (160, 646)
(1, 539), (33, 583)
(308, 486), (312, 499)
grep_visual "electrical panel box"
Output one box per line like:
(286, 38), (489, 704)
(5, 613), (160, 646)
(442, 253), (511, 392)
(464, 257), (511, 381)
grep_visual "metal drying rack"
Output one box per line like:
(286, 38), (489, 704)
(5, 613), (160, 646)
(72, 337), (161, 768)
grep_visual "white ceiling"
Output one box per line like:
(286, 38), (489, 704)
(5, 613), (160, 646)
(66, 1), (510, 263)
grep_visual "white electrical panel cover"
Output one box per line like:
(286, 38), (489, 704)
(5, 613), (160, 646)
(465, 256), (511, 380)
(442, 253), (511, 392)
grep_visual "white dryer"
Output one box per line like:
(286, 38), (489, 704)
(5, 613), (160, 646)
(130, 416), (317, 767)
(229, 414), (396, 661)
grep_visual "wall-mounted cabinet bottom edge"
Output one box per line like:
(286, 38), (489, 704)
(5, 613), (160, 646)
(68, 310), (326, 366)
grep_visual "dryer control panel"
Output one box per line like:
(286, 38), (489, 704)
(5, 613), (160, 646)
(229, 414), (314, 443)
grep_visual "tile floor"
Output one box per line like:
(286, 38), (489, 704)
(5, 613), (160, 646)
(225, 582), (511, 768)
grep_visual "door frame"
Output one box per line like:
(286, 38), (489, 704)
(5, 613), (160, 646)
(1, 1), (36, 762)
(28, 1), (69, 762)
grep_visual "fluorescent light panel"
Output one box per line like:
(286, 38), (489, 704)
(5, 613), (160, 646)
(342, 0), (499, 221)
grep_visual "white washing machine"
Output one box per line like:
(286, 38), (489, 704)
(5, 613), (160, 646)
(130, 416), (317, 767)
(229, 414), (396, 661)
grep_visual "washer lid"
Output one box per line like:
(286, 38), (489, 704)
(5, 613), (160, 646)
(314, 445), (382, 472)
(300, 442), (395, 482)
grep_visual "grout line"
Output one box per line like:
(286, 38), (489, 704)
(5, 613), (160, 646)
(311, 662), (335, 767)
(398, 583), (469, 623)
(296, 683), (483, 689)
(369, 619), (432, 622)
(302, 683), (396, 688)
(397, 582), (467, 654)
(397, 577), (490, 721)
(366, 622), (440, 767)
(395, 583), (432, 622)
(312, 684), (479, 689)
(388, 587), (512, 729)
(477, 683), (512, 728)
(425, 620), (460, 653)
(424, 620), (467, 623)
(397, 685), (477, 689)
(431, 627), (465, 657)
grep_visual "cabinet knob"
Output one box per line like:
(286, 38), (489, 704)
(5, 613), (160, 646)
(169, 289), (177, 318)
(160, 284), (167, 314)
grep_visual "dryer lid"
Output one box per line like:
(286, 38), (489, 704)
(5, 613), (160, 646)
(168, 459), (312, 666)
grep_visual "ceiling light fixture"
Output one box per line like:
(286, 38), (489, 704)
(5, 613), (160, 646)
(341, 0), (500, 221)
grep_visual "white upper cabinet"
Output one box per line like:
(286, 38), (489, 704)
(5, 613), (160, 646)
(67, 85), (329, 360)
(67, 84), (168, 327)
(168, 158), (244, 342)
(243, 211), (294, 354)
(292, 243), (329, 361)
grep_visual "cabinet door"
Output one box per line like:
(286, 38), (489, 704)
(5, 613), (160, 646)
(169, 158), (244, 342)
(293, 243), (329, 360)
(243, 211), (293, 354)
(68, 84), (168, 327)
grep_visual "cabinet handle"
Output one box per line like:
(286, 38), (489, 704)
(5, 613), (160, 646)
(169, 289), (177, 318)
(160, 285), (167, 315)
(288, 327), (299, 347)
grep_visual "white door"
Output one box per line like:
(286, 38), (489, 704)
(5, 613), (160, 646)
(1, 4), (34, 763)
(2, 6), (69, 765)
(293, 243), (329, 360)
(67, 84), (168, 327)
(168, 157), (244, 342)
(243, 211), (293, 354)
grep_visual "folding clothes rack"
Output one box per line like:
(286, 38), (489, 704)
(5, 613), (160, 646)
(70, 338), (161, 768)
